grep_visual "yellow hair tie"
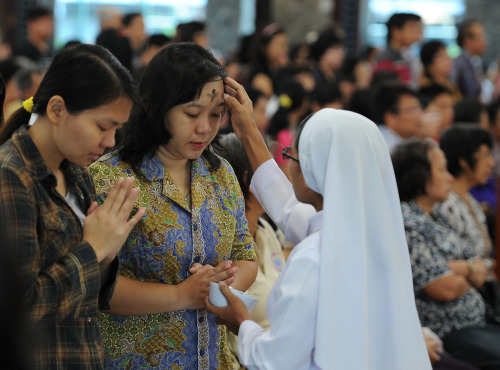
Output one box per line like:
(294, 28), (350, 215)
(23, 97), (34, 113)
(279, 93), (292, 109)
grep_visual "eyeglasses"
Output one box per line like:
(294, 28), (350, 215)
(282, 146), (299, 162)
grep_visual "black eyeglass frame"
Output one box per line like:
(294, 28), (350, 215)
(282, 146), (299, 163)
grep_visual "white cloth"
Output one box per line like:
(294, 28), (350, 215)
(241, 108), (431, 369)
(238, 213), (322, 370)
(250, 159), (316, 244)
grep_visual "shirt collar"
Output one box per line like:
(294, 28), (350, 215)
(139, 153), (212, 181)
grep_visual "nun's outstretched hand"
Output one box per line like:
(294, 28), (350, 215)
(205, 281), (252, 335)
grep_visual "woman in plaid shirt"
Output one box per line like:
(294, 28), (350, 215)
(0, 44), (145, 369)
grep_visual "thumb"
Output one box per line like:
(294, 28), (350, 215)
(87, 201), (98, 215)
(224, 93), (241, 113)
(218, 281), (234, 299)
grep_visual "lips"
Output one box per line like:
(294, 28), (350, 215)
(191, 142), (206, 149)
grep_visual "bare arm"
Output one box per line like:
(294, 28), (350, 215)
(423, 273), (470, 301)
(231, 259), (258, 292)
(104, 261), (237, 315)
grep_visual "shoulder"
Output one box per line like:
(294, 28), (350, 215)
(289, 232), (321, 266)
(200, 154), (238, 184)
(0, 140), (33, 185)
(90, 151), (134, 179)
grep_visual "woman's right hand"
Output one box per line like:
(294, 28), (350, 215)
(83, 177), (145, 263)
(469, 259), (488, 288)
(178, 261), (238, 309)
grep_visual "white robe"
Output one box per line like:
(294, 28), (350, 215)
(243, 109), (431, 369)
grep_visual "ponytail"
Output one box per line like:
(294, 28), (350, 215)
(0, 107), (32, 145)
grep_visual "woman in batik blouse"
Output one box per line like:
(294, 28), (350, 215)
(90, 43), (258, 369)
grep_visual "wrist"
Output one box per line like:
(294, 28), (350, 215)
(466, 260), (475, 283)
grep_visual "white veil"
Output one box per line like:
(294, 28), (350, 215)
(299, 109), (431, 369)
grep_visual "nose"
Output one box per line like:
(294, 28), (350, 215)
(101, 130), (116, 149)
(195, 116), (211, 135)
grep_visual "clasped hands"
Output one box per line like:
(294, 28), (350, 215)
(188, 261), (252, 335)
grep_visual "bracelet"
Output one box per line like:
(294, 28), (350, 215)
(467, 260), (475, 278)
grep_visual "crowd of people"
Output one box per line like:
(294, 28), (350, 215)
(1, 4), (500, 370)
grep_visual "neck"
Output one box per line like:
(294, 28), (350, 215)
(28, 117), (64, 174)
(451, 176), (473, 198)
(156, 145), (190, 173)
(389, 39), (404, 52)
(414, 195), (436, 214)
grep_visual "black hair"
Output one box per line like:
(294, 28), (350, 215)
(0, 76), (5, 127)
(453, 97), (486, 124)
(419, 84), (451, 109)
(310, 27), (344, 62)
(123, 13), (141, 27)
(457, 20), (480, 47)
(420, 40), (446, 70)
(294, 112), (315, 156)
(311, 82), (342, 107)
(119, 42), (228, 175)
(487, 100), (500, 126)
(391, 138), (436, 201)
(96, 29), (133, 71)
(386, 13), (422, 42)
(267, 78), (307, 138)
(439, 124), (493, 177)
(177, 21), (206, 43)
(216, 133), (254, 200)
(146, 34), (171, 48)
(0, 58), (21, 84)
(26, 7), (52, 22)
(373, 82), (419, 124)
(0, 44), (137, 144)
(245, 86), (266, 106)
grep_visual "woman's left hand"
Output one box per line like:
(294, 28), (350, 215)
(205, 282), (252, 335)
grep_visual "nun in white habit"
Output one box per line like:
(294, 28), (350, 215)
(206, 108), (431, 369)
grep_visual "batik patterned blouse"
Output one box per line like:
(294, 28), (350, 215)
(89, 152), (256, 369)
(401, 201), (485, 338)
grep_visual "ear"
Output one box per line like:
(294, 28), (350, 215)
(46, 95), (66, 125)
(458, 157), (471, 172)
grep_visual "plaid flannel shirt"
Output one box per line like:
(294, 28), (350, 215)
(0, 126), (118, 369)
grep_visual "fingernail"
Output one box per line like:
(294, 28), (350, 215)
(223, 93), (229, 100)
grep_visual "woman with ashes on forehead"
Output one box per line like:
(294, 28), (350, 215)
(90, 42), (257, 369)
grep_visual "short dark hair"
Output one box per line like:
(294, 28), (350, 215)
(216, 133), (254, 200)
(310, 27), (343, 62)
(457, 20), (481, 47)
(420, 40), (446, 69)
(391, 139), (436, 202)
(419, 84), (451, 108)
(311, 82), (342, 107)
(119, 42), (228, 174)
(386, 13), (422, 42)
(0, 76), (5, 127)
(453, 97), (486, 124)
(26, 7), (52, 22)
(96, 28), (133, 71)
(122, 13), (141, 27)
(146, 34), (171, 48)
(487, 100), (500, 126)
(1, 44), (137, 144)
(374, 82), (419, 124)
(439, 124), (493, 177)
(177, 21), (206, 43)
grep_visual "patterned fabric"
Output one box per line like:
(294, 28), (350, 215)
(435, 191), (490, 258)
(89, 152), (255, 369)
(0, 126), (118, 369)
(401, 201), (485, 338)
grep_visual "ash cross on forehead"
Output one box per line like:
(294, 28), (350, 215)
(208, 88), (218, 102)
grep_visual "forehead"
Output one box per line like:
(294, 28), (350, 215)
(191, 80), (224, 105)
(398, 94), (419, 106)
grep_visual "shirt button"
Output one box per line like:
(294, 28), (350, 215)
(87, 317), (92, 323)
(193, 224), (198, 231)
(199, 349), (205, 356)
(198, 316), (204, 323)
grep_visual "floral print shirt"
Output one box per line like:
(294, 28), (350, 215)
(401, 201), (485, 338)
(90, 152), (255, 369)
